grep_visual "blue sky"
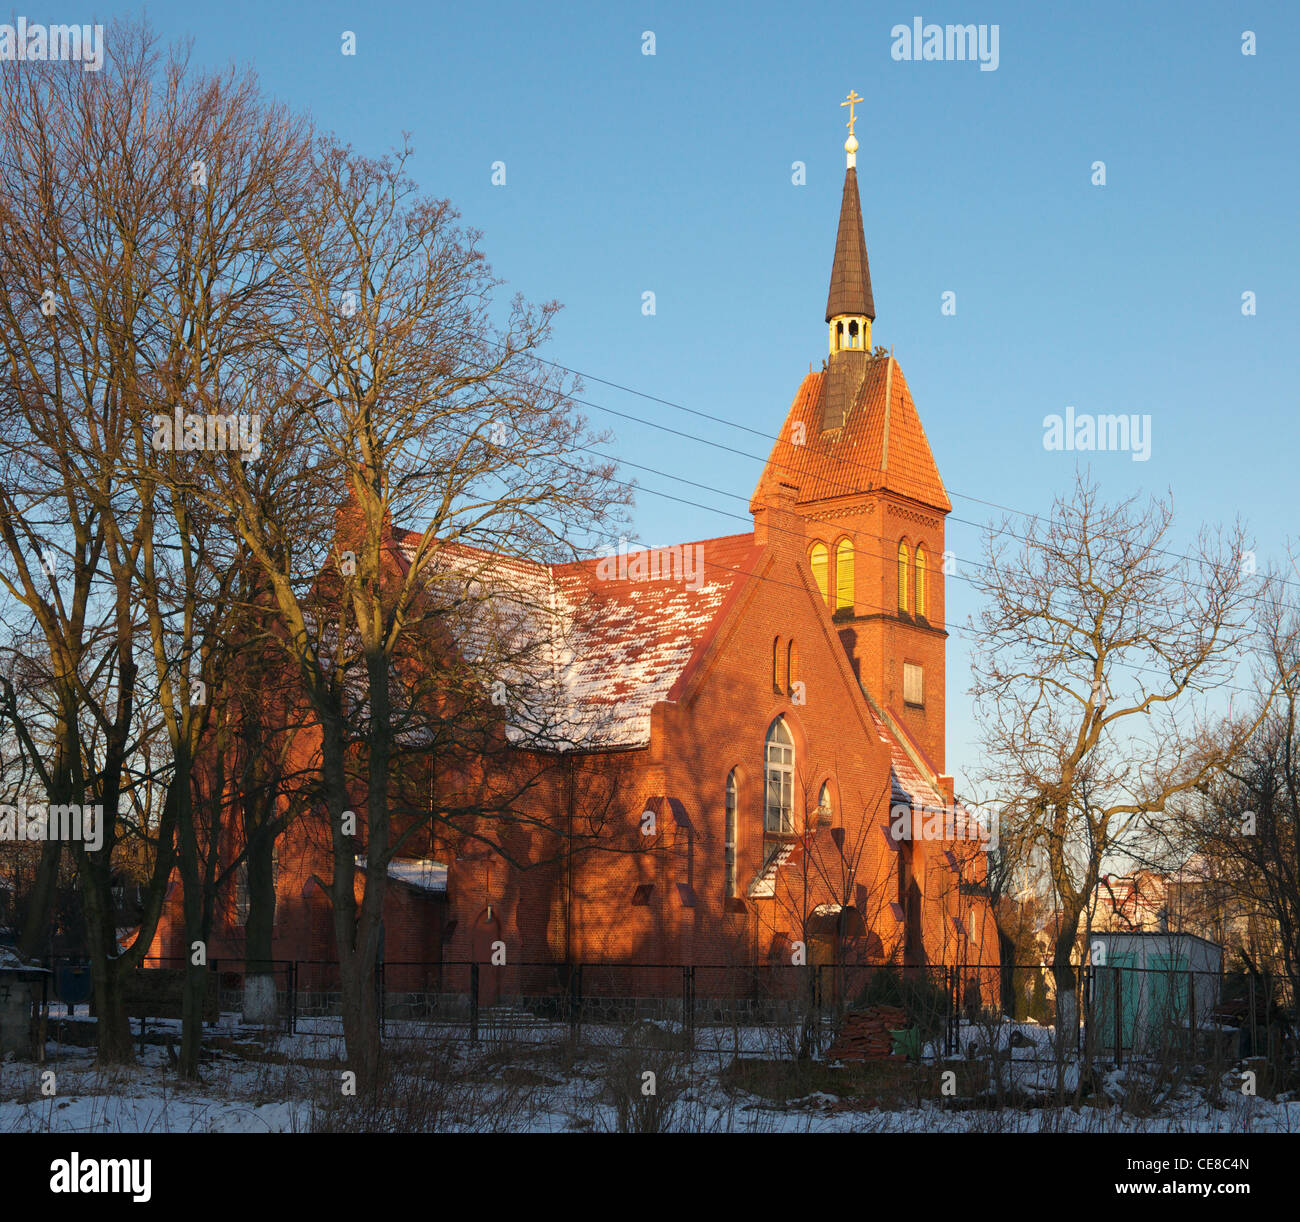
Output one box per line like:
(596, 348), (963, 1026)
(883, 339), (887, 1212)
(34, 1), (1300, 791)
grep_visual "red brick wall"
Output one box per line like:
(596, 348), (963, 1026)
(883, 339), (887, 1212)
(145, 499), (995, 990)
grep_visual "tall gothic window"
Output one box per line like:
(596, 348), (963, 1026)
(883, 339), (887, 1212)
(809, 542), (829, 604)
(772, 636), (784, 693)
(725, 770), (738, 898)
(835, 538), (854, 613)
(764, 718), (795, 835)
(787, 640), (799, 695)
(914, 545), (927, 619)
(897, 541), (910, 614)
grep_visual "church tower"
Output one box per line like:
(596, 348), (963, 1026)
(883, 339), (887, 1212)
(752, 92), (952, 774)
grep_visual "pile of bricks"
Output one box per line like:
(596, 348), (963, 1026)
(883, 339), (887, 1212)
(825, 1005), (910, 1063)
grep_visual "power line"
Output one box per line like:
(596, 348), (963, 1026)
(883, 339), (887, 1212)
(451, 352), (1279, 614)
(512, 350), (1296, 595)
(423, 404), (1268, 704)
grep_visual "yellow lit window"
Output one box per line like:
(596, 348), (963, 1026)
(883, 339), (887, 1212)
(835, 539), (854, 612)
(809, 542), (829, 604)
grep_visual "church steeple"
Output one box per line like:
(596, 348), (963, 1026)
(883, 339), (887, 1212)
(826, 90), (875, 356)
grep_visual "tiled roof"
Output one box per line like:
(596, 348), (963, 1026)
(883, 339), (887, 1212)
(394, 530), (761, 749)
(752, 359), (951, 513)
(825, 167), (875, 322)
(866, 704), (946, 811)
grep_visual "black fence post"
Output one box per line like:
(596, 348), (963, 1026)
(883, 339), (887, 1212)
(377, 961), (386, 1041)
(689, 965), (696, 1050)
(681, 967), (687, 1047)
(1248, 973), (1257, 1057)
(568, 963), (581, 1044)
(470, 962), (480, 1045)
(945, 966), (955, 1058)
(681, 965), (696, 1052)
(289, 960), (297, 1036)
(1113, 965), (1123, 1068)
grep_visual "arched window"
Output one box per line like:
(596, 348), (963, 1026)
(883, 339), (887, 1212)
(914, 545), (927, 619)
(725, 770), (738, 898)
(764, 718), (795, 835)
(817, 782), (833, 827)
(787, 640), (798, 696)
(772, 636), (785, 693)
(809, 542), (829, 604)
(835, 538), (854, 613)
(897, 541), (910, 614)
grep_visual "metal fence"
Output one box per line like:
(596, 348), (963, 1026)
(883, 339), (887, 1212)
(39, 955), (1299, 1068)
(48, 956), (298, 1034)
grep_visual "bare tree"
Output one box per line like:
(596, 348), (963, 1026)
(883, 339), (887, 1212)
(1162, 565), (1300, 1004)
(968, 470), (1266, 1046)
(0, 20), (316, 1065)
(187, 138), (627, 1083)
(0, 26), (185, 1059)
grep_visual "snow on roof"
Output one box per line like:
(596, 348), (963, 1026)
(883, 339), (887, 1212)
(354, 856), (448, 893)
(866, 704), (946, 811)
(0, 945), (47, 973)
(395, 531), (760, 749)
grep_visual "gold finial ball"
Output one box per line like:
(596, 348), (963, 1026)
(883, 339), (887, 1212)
(845, 133), (859, 155)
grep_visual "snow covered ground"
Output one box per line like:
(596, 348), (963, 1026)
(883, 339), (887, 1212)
(2, 1013), (1295, 1133)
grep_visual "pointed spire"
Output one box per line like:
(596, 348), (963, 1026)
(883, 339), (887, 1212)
(825, 163), (875, 324)
(826, 90), (875, 328)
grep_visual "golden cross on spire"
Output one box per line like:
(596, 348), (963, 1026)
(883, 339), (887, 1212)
(841, 90), (862, 138)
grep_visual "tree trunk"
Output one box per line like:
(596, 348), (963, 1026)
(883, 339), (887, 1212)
(243, 825), (279, 1024)
(17, 840), (62, 962)
(159, 764), (210, 1080)
(79, 856), (133, 1063)
(337, 945), (381, 1086)
(177, 893), (207, 1079)
(1051, 922), (1080, 1061)
(321, 705), (385, 1088)
(17, 722), (78, 962)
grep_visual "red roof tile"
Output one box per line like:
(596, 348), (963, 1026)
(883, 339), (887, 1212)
(397, 531), (760, 749)
(752, 358), (951, 513)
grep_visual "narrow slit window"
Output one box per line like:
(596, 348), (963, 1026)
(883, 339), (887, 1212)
(725, 770), (738, 898)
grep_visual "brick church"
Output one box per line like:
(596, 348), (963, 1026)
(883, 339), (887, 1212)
(150, 100), (998, 995)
